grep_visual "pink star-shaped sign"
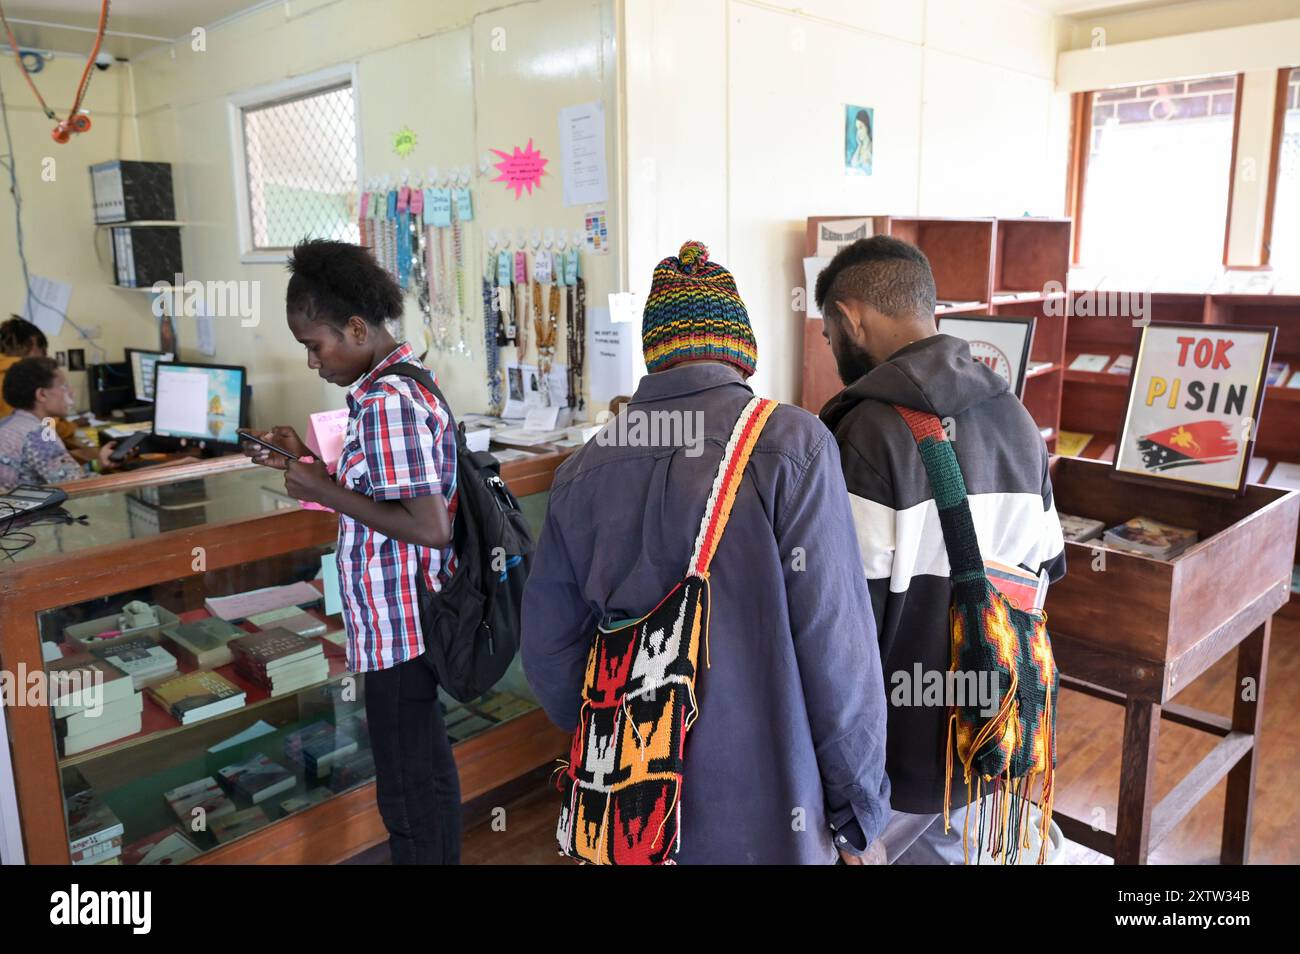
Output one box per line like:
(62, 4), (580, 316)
(490, 138), (548, 199)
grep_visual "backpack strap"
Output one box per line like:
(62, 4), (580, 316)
(688, 396), (778, 578)
(890, 405), (987, 593)
(381, 362), (457, 431)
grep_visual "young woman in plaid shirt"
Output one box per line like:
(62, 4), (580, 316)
(245, 240), (461, 864)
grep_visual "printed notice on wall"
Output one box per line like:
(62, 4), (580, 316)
(559, 101), (609, 207)
(21, 274), (71, 337)
(587, 307), (633, 406)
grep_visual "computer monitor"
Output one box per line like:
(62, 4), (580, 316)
(152, 361), (246, 446)
(124, 348), (174, 403)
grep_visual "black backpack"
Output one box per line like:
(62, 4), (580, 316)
(382, 363), (534, 703)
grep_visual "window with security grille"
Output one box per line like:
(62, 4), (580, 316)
(1269, 67), (1300, 269)
(240, 82), (359, 251)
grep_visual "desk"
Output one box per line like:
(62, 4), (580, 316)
(0, 448), (572, 864)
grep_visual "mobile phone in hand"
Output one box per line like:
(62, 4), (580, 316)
(109, 430), (149, 462)
(237, 430), (297, 461)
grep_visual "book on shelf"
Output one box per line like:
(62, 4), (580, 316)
(1266, 461), (1300, 492)
(1266, 361), (1291, 387)
(983, 559), (1049, 613)
(280, 788), (331, 815)
(1098, 443), (1116, 463)
(56, 705), (143, 756)
(59, 690), (143, 738)
(1026, 360), (1052, 375)
(1287, 371), (1300, 389)
(1059, 513), (1105, 543)
(71, 835), (122, 865)
(1055, 430), (1093, 458)
(161, 617), (247, 669)
(204, 581), (322, 621)
(1103, 517), (1198, 560)
(122, 827), (201, 866)
(47, 654), (134, 718)
(1106, 353), (1133, 375)
(148, 670), (246, 725)
(163, 776), (236, 827)
(1068, 353), (1112, 373)
(66, 787), (124, 856)
(230, 628), (322, 672)
(210, 806), (270, 844)
(91, 636), (177, 690)
(245, 605), (327, 637)
(217, 754), (297, 804)
(284, 721), (359, 779)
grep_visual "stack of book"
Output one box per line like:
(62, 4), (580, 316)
(163, 776), (236, 828)
(1103, 516), (1198, 560)
(49, 654), (142, 756)
(231, 629), (328, 697)
(217, 754), (297, 805)
(205, 581), (322, 621)
(284, 722), (359, 780)
(148, 670), (246, 725)
(91, 636), (178, 690)
(1059, 513), (1106, 543)
(65, 773), (125, 865)
(122, 826), (201, 866)
(161, 617), (247, 669)
(245, 606), (327, 638)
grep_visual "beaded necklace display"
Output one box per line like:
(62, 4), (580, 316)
(568, 275), (586, 411)
(408, 189), (431, 338)
(483, 253), (503, 413)
(496, 250), (515, 346)
(427, 215), (454, 352)
(514, 251), (529, 362)
(533, 279), (560, 405)
(450, 207), (469, 357)
(358, 191), (370, 250)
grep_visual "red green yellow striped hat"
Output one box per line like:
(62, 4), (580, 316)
(642, 240), (757, 377)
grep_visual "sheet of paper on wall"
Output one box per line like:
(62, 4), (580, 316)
(803, 257), (831, 318)
(195, 309), (216, 356)
(559, 101), (609, 207)
(21, 274), (71, 337)
(587, 306), (633, 407)
(815, 218), (873, 258)
(503, 363), (547, 419)
(608, 291), (640, 324)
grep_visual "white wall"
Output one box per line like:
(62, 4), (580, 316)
(623, 0), (1070, 406)
(0, 55), (153, 407)
(105, 0), (619, 429)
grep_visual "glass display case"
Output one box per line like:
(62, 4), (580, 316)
(0, 454), (569, 865)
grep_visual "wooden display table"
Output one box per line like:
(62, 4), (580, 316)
(1044, 455), (1298, 864)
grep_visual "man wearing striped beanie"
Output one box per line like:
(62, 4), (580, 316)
(522, 240), (890, 864)
(641, 240), (758, 377)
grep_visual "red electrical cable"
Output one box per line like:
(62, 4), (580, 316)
(0, 0), (112, 142)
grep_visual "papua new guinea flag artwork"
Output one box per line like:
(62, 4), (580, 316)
(1137, 420), (1238, 472)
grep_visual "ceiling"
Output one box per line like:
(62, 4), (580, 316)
(0, 0), (1225, 60)
(0, 0), (260, 59)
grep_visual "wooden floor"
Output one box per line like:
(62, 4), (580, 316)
(356, 616), (1299, 865)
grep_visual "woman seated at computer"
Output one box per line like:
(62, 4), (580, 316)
(0, 357), (123, 493)
(0, 316), (84, 447)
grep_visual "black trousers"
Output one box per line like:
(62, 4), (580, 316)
(363, 655), (462, 864)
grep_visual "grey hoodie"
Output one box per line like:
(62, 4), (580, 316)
(820, 334), (1066, 813)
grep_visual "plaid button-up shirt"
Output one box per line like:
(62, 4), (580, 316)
(336, 343), (458, 673)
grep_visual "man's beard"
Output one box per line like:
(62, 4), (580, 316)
(835, 336), (877, 386)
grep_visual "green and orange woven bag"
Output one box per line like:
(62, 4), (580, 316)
(894, 405), (1059, 864)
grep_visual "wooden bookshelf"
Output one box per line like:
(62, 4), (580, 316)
(800, 215), (1072, 450)
(1058, 287), (1300, 613)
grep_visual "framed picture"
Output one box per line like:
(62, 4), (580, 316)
(844, 104), (873, 176)
(938, 315), (1035, 397)
(1113, 322), (1275, 496)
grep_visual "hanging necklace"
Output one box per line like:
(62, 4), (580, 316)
(514, 251), (529, 362)
(451, 208), (469, 357)
(534, 281), (559, 406)
(569, 274), (586, 412)
(483, 253), (502, 413)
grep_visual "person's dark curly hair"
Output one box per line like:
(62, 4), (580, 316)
(2, 356), (59, 411)
(1, 316), (48, 356)
(814, 235), (936, 323)
(285, 239), (403, 331)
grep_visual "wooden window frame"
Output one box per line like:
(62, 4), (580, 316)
(1260, 67), (1295, 267)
